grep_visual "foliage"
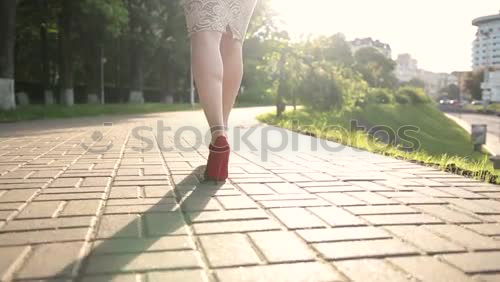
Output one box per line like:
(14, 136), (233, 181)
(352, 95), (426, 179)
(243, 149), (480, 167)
(258, 105), (499, 184)
(353, 47), (398, 88)
(396, 86), (431, 104)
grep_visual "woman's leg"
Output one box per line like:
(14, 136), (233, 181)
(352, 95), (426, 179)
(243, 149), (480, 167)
(191, 31), (225, 142)
(220, 32), (244, 128)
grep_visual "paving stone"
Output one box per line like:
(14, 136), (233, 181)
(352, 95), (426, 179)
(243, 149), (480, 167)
(317, 193), (365, 206)
(199, 234), (261, 267)
(314, 238), (418, 260)
(304, 185), (366, 193)
(49, 178), (81, 188)
(0, 210), (14, 220)
(346, 191), (397, 205)
(266, 182), (309, 194)
(97, 214), (141, 239)
(238, 183), (275, 195)
(16, 201), (62, 219)
(192, 219), (280, 234)
(413, 204), (481, 223)
(297, 226), (391, 243)
(0, 246), (30, 280)
(0, 202), (22, 210)
(105, 204), (177, 214)
(345, 205), (418, 215)
(388, 256), (472, 282)
(307, 206), (365, 226)
(447, 199), (500, 214)
(60, 200), (101, 216)
(216, 195), (258, 209)
(109, 186), (139, 199)
(80, 273), (138, 282)
(35, 192), (103, 201)
(91, 236), (194, 254)
(84, 251), (201, 274)
(2, 216), (93, 232)
(147, 270), (208, 282)
(464, 223), (500, 236)
(361, 213), (443, 225)
(333, 259), (412, 282)
(186, 209), (268, 223)
(215, 262), (345, 282)
(144, 212), (188, 236)
(0, 228), (90, 246)
(424, 225), (500, 250)
(435, 187), (485, 199)
(393, 196), (447, 205)
(249, 231), (315, 263)
(0, 189), (38, 202)
(440, 252), (500, 273)
(350, 181), (402, 191)
(15, 242), (84, 280)
(384, 225), (465, 253)
(270, 207), (325, 229)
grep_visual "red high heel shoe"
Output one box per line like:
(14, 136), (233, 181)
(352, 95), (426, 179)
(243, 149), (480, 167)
(204, 136), (230, 181)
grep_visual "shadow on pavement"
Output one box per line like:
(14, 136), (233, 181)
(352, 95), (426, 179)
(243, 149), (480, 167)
(51, 165), (221, 280)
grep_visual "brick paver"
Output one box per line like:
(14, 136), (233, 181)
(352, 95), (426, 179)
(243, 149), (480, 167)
(1, 107), (500, 281)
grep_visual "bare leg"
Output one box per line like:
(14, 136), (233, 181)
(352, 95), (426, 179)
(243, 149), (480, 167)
(191, 31), (225, 142)
(220, 31), (244, 128)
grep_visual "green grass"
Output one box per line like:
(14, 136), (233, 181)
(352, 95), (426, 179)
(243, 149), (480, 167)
(0, 103), (200, 122)
(0, 102), (273, 123)
(259, 103), (500, 184)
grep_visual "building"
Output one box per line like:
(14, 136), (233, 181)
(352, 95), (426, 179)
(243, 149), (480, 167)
(349, 37), (392, 59)
(395, 53), (459, 99)
(472, 11), (500, 101)
(482, 71), (500, 101)
(395, 54), (418, 82)
(472, 11), (500, 70)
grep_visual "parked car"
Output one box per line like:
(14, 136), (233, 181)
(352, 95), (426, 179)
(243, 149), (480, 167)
(471, 100), (484, 105)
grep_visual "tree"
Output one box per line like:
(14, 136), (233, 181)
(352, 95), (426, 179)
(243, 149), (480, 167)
(77, 0), (128, 103)
(440, 84), (460, 100)
(353, 47), (397, 88)
(58, 0), (76, 106)
(464, 70), (484, 100)
(0, 0), (17, 110)
(406, 78), (426, 88)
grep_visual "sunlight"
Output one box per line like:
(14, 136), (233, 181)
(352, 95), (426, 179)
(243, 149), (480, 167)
(270, 0), (500, 73)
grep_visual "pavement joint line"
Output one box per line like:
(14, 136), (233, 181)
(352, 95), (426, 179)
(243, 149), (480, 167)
(1, 245), (32, 282)
(1, 128), (115, 225)
(0, 130), (90, 177)
(229, 151), (352, 281)
(154, 129), (215, 282)
(68, 129), (130, 280)
(51, 201), (67, 218)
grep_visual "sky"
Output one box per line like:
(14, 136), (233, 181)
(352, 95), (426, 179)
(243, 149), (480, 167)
(269, 0), (500, 73)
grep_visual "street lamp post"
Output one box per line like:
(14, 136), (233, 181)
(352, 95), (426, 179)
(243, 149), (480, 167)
(100, 46), (107, 104)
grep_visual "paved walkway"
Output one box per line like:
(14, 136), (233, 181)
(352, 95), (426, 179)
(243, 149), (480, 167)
(1, 107), (500, 282)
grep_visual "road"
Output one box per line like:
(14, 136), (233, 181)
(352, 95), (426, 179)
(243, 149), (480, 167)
(448, 112), (500, 155)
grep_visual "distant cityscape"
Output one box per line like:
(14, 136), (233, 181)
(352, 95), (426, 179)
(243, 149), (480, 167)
(347, 10), (500, 102)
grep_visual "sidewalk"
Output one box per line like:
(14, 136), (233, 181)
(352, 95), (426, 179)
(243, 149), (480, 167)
(1, 107), (500, 281)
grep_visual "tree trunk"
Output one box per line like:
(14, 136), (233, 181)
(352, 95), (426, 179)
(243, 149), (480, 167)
(161, 61), (174, 104)
(0, 0), (17, 110)
(59, 0), (74, 106)
(40, 0), (54, 105)
(85, 41), (101, 104)
(129, 39), (145, 103)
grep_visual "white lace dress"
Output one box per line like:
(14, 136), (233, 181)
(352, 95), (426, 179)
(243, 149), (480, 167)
(182, 0), (258, 41)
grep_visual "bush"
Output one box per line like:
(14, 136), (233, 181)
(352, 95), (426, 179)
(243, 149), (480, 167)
(367, 88), (393, 104)
(395, 94), (409, 104)
(397, 86), (430, 104)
